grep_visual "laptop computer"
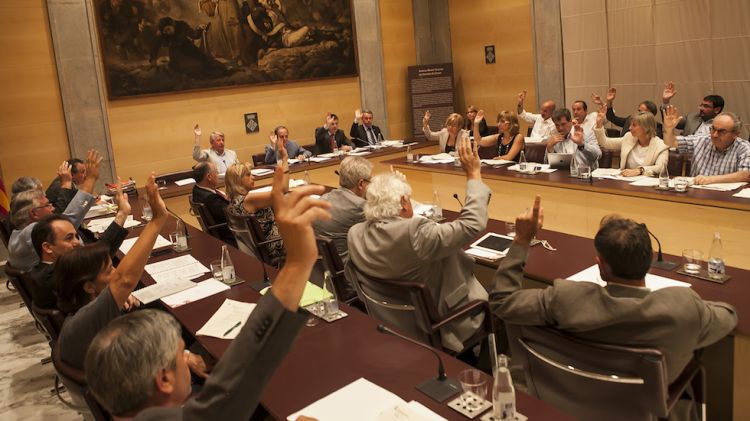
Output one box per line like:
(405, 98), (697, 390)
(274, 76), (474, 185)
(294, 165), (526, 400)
(548, 152), (573, 169)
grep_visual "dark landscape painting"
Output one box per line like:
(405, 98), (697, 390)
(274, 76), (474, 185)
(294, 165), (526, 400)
(94, 0), (358, 98)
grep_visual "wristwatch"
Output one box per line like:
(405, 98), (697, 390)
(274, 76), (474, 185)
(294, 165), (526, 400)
(639, 167), (645, 175)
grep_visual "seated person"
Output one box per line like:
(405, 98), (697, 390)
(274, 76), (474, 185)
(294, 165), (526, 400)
(56, 173), (168, 371)
(313, 156), (372, 264)
(517, 90), (556, 139)
(473, 110), (525, 161)
(8, 150), (101, 271)
(545, 108), (602, 170)
(594, 87), (663, 138)
(490, 200), (737, 387)
(463, 105), (489, 138)
(224, 158), (287, 264)
(190, 162), (236, 245)
(29, 185), (130, 309)
(349, 109), (383, 146)
(192, 124), (239, 175)
(593, 106), (669, 176)
(346, 138), (489, 353)
(314, 113), (354, 155)
(571, 100), (597, 132)
(46, 158), (85, 213)
(663, 106), (750, 185)
(84, 166), (331, 420)
(422, 111), (467, 153)
(264, 126), (312, 164)
(11, 176), (43, 200)
(661, 81), (724, 137)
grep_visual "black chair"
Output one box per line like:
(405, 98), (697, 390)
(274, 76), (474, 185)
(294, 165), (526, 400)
(31, 302), (65, 343)
(251, 152), (266, 167)
(598, 149), (613, 169)
(4, 264), (34, 312)
(346, 262), (491, 356)
(188, 194), (229, 243)
(224, 207), (258, 258)
(523, 142), (547, 164)
(51, 342), (112, 420)
(316, 237), (360, 306)
(224, 207), (283, 268)
(667, 149), (685, 177)
(506, 324), (705, 421)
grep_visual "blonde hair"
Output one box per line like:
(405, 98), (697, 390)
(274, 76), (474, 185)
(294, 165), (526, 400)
(444, 113), (464, 129)
(631, 112), (657, 139)
(225, 162), (253, 200)
(497, 111), (520, 136)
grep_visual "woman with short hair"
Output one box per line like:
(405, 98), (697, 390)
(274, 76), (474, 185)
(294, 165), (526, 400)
(422, 111), (468, 153)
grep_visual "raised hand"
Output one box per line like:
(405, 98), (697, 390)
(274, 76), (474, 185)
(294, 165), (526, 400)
(85, 149), (103, 183)
(144, 172), (167, 221)
(354, 108), (362, 123)
(571, 121), (584, 145)
(517, 90), (527, 104)
(278, 139), (289, 171)
(422, 110), (431, 127)
(606, 87), (616, 103)
(269, 131), (278, 146)
(591, 93), (604, 107)
(389, 165), (407, 181)
(114, 177), (132, 221)
(458, 133), (481, 180)
(58, 161), (73, 188)
(662, 81), (676, 104)
(514, 195), (543, 246)
(475, 110), (485, 124)
(663, 105), (683, 131)
(193, 123), (202, 138)
(595, 103), (607, 128)
(325, 112), (334, 126)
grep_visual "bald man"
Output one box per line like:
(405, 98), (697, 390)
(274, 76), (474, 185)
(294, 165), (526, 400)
(517, 90), (556, 140)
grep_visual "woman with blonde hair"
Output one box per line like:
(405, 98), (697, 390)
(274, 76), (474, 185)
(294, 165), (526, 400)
(473, 110), (525, 161)
(422, 111), (468, 153)
(224, 147), (289, 261)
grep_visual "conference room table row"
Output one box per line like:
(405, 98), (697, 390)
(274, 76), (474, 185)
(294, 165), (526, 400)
(109, 197), (575, 421)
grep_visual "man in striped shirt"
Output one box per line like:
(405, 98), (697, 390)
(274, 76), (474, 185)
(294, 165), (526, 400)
(663, 105), (750, 185)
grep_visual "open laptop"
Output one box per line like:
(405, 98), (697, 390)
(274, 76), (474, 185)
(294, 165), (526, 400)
(547, 152), (573, 169)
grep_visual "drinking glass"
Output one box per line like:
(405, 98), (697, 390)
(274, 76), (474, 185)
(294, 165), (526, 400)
(210, 260), (223, 281)
(141, 200), (153, 222)
(579, 165), (591, 179)
(682, 249), (703, 274)
(674, 177), (689, 192)
(170, 231), (188, 252)
(457, 369), (488, 412)
(505, 221), (516, 237)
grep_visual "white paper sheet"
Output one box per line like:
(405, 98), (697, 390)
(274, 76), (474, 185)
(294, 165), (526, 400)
(150, 263), (209, 283)
(250, 168), (274, 177)
(308, 156), (332, 163)
(591, 168), (647, 182)
(347, 151), (372, 156)
(85, 204), (115, 219)
(118, 235), (172, 255)
(251, 179), (305, 193)
(161, 278), (230, 308)
(567, 264), (691, 290)
(287, 378), (407, 421)
(524, 136), (544, 144)
(86, 215), (142, 233)
(131, 277), (197, 304)
(733, 188), (750, 198)
(145, 254), (206, 275)
(380, 140), (404, 147)
(377, 401), (447, 421)
(507, 163), (556, 173)
(465, 247), (505, 261)
(175, 178), (196, 186)
(481, 159), (515, 166)
(196, 299), (257, 339)
(690, 182), (746, 192)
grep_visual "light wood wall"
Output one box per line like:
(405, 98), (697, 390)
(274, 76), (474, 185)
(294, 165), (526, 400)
(379, 0), (417, 140)
(0, 1), (70, 188)
(448, 0), (537, 131)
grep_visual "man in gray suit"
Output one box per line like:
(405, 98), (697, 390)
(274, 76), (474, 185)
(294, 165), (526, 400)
(346, 137), (490, 353)
(8, 150), (101, 271)
(491, 198), (737, 385)
(84, 166), (331, 420)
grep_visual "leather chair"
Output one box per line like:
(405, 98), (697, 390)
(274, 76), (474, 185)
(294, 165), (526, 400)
(4, 264), (34, 312)
(506, 324), (705, 421)
(346, 262), (491, 356)
(252, 152), (266, 167)
(316, 237), (359, 306)
(598, 149), (613, 169)
(224, 207), (283, 268)
(667, 149), (685, 177)
(486, 125), (499, 135)
(523, 143), (547, 164)
(0, 216), (12, 248)
(224, 207), (258, 258)
(188, 194), (229, 243)
(478, 146), (497, 160)
(31, 302), (66, 343)
(51, 343), (111, 420)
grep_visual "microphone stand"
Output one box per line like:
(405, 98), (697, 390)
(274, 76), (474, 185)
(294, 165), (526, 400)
(452, 193), (464, 208)
(377, 324), (461, 402)
(646, 227), (678, 270)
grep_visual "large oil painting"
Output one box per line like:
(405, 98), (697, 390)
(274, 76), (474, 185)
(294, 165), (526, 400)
(94, 0), (358, 98)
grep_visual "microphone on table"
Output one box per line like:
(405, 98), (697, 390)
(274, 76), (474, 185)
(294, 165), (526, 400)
(452, 193), (463, 208)
(376, 324), (461, 402)
(644, 225), (678, 270)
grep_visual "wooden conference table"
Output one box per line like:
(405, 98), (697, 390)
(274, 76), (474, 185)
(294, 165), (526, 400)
(115, 198), (574, 421)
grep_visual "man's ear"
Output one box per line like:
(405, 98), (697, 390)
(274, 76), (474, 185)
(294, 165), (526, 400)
(83, 281), (97, 296)
(154, 368), (176, 395)
(41, 241), (54, 256)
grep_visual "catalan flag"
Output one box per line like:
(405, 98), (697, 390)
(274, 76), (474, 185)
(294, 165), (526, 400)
(0, 175), (8, 218)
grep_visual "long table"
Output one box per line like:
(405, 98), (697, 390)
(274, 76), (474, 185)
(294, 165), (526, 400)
(117, 198), (574, 420)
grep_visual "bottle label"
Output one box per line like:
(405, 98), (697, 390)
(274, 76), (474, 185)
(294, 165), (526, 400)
(708, 259), (725, 276)
(222, 266), (235, 282)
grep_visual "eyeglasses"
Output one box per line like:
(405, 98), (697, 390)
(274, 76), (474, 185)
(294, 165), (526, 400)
(32, 203), (54, 211)
(362, 177), (371, 184)
(709, 126), (731, 136)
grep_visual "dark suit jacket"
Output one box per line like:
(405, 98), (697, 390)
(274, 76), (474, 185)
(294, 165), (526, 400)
(314, 127), (354, 155)
(190, 185), (235, 245)
(349, 122), (383, 147)
(464, 118), (489, 138)
(659, 108), (704, 136)
(45, 178), (78, 214)
(133, 293), (307, 420)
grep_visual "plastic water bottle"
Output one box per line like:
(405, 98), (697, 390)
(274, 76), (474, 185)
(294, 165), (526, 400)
(707, 232), (726, 279)
(659, 165), (670, 190)
(220, 245), (235, 284)
(303, 170), (311, 185)
(322, 270), (339, 315)
(406, 145), (413, 163)
(569, 155), (578, 177)
(432, 190), (443, 220)
(493, 354), (516, 421)
(518, 150), (527, 171)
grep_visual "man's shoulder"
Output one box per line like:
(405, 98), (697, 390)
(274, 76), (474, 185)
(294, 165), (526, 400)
(134, 406), (183, 421)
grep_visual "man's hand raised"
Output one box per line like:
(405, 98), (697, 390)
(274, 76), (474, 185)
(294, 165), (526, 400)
(514, 195), (543, 247)
(458, 134), (481, 180)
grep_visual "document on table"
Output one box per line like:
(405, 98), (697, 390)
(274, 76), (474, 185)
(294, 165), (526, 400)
(347, 151), (372, 156)
(251, 168), (274, 177)
(418, 154), (454, 164)
(260, 281), (332, 307)
(288, 378), (446, 421)
(481, 159), (514, 166)
(308, 156), (332, 163)
(251, 179), (306, 193)
(591, 168), (646, 182)
(381, 140), (405, 147)
(175, 178), (196, 186)
(131, 277), (197, 304)
(733, 188), (750, 198)
(690, 182), (746, 192)
(196, 299), (257, 339)
(507, 163), (556, 173)
(162, 278), (230, 308)
(118, 235), (172, 255)
(465, 247), (505, 261)
(629, 177), (675, 188)
(86, 215), (142, 234)
(567, 264), (691, 290)
(145, 254), (209, 277)
(85, 204), (115, 219)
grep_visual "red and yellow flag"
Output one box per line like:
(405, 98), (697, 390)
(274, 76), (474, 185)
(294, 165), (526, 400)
(0, 175), (9, 218)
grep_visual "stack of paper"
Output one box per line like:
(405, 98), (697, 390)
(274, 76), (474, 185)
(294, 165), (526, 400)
(591, 168), (646, 182)
(196, 299), (257, 339)
(118, 235), (172, 255)
(418, 154), (454, 164)
(175, 178), (196, 186)
(251, 168), (274, 177)
(288, 378), (446, 421)
(161, 278), (230, 308)
(144, 254), (210, 282)
(733, 188), (750, 199)
(347, 151), (372, 156)
(87, 215), (142, 234)
(380, 140), (404, 147)
(690, 182), (746, 192)
(308, 156), (332, 163)
(465, 247), (505, 261)
(131, 277), (197, 304)
(85, 204), (115, 219)
(566, 264), (691, 290)
(629, 178), (673, 188)
(481, 159), (514, 166)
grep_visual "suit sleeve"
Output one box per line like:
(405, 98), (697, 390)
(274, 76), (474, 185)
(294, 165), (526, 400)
(98, 222), (130, 257)
(263, 145), (278, 165)
(606, 106), (628, 128)
(411, 179), (490, 261)
(349, 122), (360, 139)
(63, 189), (95, 229)
(594, 126), (623, 152)
(692, 294), (737, 349)
(339, 131), (354, 148)
(53, 187), (76, 215)
(314, 127), (328, 155)
(193, 144), (208, 162)
(205, 195), (229, 224)
(182, 293), (307, 419)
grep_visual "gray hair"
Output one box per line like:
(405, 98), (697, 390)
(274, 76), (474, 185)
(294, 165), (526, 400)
(717, 112), (742, 134)
(209, 131), (225, 142)
(364, 173), (412, 221)
(10, 189), (45, 229)
(339, 157), (373, 189)
(85, 309), (182, 416)
(631, 111), (657, 139)
(11, 176), (43, 199)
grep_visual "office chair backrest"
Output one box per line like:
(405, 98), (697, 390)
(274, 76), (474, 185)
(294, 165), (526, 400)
(316, 237), (357, 303)
(224, 207), (258, 258)
(523, 143), (547, 164)
(51, 343), (112, 420)
(188, 194), (228, 242)
(506, 323), (671, 421)
(4, 264), (34, 312)
(667, 150), (686, 177)
(31, 302), (66, 342)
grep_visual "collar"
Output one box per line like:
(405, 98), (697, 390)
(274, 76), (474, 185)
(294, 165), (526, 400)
(604, 281), (650, 298)
(195, 184), (216, 194)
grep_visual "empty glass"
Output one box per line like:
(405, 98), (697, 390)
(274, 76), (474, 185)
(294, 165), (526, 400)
(682, 249), (703, 274)
(458, 369), (489, 412)
(674, 177), (689, 192)
(210, 260), (223, 281)
(170, 231), (188, 252)
(579, 165), (591, 179)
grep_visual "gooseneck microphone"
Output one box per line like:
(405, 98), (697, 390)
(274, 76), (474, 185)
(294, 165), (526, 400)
(644, 226), (678, 270)
(376, 324), (461, 402)
(452, 193), (464, 208)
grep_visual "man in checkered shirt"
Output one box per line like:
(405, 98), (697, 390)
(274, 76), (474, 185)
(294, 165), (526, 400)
(663, 105), (750, 185)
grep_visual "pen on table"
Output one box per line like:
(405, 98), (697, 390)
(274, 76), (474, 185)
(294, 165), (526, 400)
(224, 321), (242, 336)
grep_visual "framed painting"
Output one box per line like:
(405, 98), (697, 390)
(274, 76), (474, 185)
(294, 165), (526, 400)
(93, 0), (358, 99)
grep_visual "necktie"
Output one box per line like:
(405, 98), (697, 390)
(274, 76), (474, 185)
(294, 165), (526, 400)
(366, 127), (375, 145)
(330, 132), (336, 152)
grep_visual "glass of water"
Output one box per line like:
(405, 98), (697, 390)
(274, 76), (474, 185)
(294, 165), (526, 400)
(578, 165), (591, 179)
(210, 260), (223, 281)
(141, 199), (153, 222)
(682, 249), (703, 274)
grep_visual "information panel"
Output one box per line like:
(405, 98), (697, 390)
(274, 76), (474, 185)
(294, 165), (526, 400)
(408, 63), (455, 139)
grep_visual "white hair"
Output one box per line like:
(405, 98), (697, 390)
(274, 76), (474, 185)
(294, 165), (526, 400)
(364, 173), (412, 221)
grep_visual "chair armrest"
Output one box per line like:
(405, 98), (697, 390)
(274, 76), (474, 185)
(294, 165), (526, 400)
(665, 358), (703, 411)
(431, 299), (490, 331)
(256, 236), (283, 247)
(206, 221), (228, 231)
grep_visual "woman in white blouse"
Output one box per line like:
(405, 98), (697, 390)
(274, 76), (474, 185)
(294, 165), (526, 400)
(422, 111), (467, 153)
(594, 105), (669, 176)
